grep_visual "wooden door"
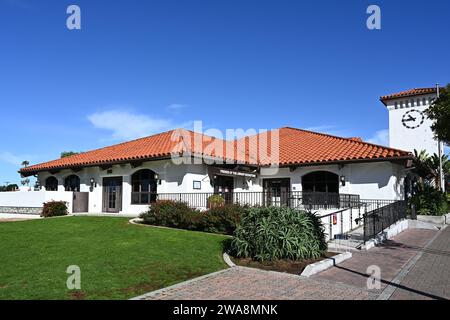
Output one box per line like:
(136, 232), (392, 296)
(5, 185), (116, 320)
(73, 192), (89, 213)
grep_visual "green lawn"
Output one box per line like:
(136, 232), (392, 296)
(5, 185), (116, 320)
(0, 217), (228, 300)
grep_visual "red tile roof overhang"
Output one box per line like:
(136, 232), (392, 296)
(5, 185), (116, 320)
(19, 128), (413, 177)
(380, 87), (437, 106)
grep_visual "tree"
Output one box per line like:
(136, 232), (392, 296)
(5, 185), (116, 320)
(21, 160), (29, 167)
(6, 184), (18, 191)
(411, 149), (449, 190)
(0, 183), (19, 192)
(61, 151), (79, 158)
(426, 84), (450, 145)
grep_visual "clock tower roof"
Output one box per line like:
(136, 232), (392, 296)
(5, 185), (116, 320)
(380, 87), (437, 105)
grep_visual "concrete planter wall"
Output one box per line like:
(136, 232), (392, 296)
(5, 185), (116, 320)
(416, 214), (449, 225)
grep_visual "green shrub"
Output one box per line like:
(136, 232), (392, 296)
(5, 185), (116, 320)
(41, 201), (68, 218)
(139, 200), (200, 230)
(207, 194), (225, 208)
(231, 206), (327, 262)
(139, 200), (244, 235)
(200, 204), (245, 234)
(409, 185), (448, 216)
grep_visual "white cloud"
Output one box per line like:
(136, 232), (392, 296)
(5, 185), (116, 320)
(87, 110), (189, 140)
(367, 129), (389, 146)
(0, 151), (29, 166)
(166, 104), (188, 114)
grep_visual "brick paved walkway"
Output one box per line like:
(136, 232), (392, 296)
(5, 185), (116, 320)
(136, 267), (376, 300)
(134, 227), (447, 300)
(312, 228), (438, 293)
(389, 226), (450, 300)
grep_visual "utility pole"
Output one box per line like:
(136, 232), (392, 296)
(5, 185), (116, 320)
(436, 84), (446, 192)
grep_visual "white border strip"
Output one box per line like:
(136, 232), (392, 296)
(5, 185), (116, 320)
(301, 252), (352, 277)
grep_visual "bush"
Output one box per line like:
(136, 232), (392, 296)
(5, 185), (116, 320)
(41, 201), (68, 218)
(139, 200), (245, 235)
(230, 206), (327, 262)
(207, 194), (225, 208)
(409, 185), (448, 216)
(199, 204), (245, 234)
(139, 200), (200, 230)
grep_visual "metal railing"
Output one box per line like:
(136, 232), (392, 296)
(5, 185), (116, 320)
(131, 191), (360, 210)
(361, 200), (407, 242)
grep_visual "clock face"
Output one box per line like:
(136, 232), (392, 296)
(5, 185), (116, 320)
(402, 109), (425, 129)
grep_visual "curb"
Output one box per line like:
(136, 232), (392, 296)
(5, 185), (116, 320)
(223, 252), (236, 267)
(301, 252), (352, 277)
(129, 217), (144, 225)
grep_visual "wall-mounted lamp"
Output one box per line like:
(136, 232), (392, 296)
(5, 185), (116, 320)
(90, 178), (97, 192)
(34, 180), (41, 191)
(340, 175), (346, 186)
(154, 173), (162, 185)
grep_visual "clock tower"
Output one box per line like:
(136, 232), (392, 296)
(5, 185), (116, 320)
(381, 87), (441, 155)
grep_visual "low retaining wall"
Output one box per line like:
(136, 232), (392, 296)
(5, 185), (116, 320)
(0, 206), (42, 215)
(416, 214), (450, 225)
(0, 191), (74, 214)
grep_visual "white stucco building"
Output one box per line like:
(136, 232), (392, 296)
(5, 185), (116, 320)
(6, 86), (446, 217)
(10, 125), (411, 215)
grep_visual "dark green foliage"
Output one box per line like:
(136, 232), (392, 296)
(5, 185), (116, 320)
(61, 151), (80, 158)
(207, 194), (225, 208)
(409, 185), (448, 216)
(41, 201), (68, 218)
(231, 206), (327, 262)
(139, 200), (244, 235)
(426, 84), (450, 145)
(0, 184), (19, 192)
(197, 204), (243, 234)
(140, 200), (198, 230)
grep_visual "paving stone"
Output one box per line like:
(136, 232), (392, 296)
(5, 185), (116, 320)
(389, 226), (450, 300)
(135, 227), (446, 300)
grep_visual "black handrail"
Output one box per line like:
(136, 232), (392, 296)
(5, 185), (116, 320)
(361, 200), (407, 243)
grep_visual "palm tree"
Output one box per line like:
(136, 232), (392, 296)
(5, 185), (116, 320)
(21, 160), (29, 168)
(412, 149), (449, 189)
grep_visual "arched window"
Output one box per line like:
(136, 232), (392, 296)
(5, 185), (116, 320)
(302, 171), (339, 193)
(131, 169), (157, 204)
(64, 175), (80, 192)
(45, 176), (58, 191)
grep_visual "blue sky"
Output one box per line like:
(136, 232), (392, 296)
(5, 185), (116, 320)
(0, 0), (449, 185)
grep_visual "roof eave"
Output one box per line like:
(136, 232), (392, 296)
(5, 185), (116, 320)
(262, 155), (413, 168)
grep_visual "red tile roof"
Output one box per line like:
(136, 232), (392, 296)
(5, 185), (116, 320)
(380, 87), (437, 104)
(19, 127), (411, 175)
(239, 127), (410, 166)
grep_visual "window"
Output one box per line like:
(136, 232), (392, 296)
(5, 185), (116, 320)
(131, 169), (157, 204)
(302, 171), (339, 193)
(45, 176), (58, 191)
(64, 175), (80, 192)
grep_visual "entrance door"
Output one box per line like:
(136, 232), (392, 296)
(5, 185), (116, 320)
(214, 175), (234, 204)
(102, 177), (123, 213)
(263, 178), (291, 207)
(73, 192), (89, 213)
